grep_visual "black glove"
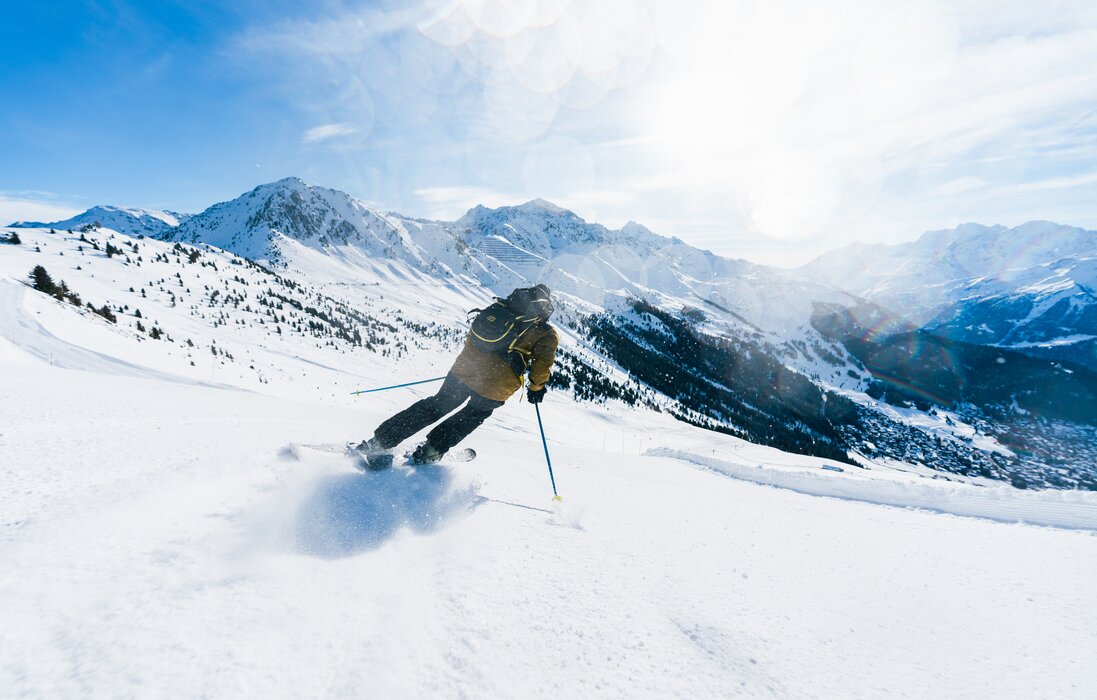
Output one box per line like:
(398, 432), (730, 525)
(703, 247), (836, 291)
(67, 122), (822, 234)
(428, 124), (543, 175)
(527, 386), (546, 404)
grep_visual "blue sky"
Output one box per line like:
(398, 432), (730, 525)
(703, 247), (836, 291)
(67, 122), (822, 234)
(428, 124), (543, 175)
(3, 0), (1097, 266)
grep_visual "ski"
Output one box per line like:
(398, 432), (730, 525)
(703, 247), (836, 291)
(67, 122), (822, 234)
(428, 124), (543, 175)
(403, 447), (477, 465)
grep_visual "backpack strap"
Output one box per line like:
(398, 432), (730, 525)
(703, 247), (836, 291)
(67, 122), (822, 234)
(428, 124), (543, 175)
(506, 317), (540, 353)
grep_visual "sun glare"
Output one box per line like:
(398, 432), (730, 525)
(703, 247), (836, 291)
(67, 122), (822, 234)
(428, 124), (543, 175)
(635, 0), (965, 240)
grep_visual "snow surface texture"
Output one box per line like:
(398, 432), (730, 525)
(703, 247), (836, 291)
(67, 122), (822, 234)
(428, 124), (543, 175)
(3, 365), (1097, 698)
(3, 226), (1097, 696)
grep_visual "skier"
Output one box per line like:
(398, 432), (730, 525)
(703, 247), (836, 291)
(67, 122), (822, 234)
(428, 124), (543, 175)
(354, 284), (559, 468)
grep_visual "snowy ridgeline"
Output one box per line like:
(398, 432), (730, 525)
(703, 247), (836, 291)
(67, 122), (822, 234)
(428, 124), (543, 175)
(799, 221), (1097, 369)
(4, 215), (1097, 488)
(3, 224), (1097, 697)
(0, 222), (1067, 486)
(13, 178), (1097, 491)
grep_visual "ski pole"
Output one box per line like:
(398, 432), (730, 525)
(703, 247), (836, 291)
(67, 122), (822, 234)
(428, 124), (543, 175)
(350, 376), (446, 395)
(534, 403), (562, 501)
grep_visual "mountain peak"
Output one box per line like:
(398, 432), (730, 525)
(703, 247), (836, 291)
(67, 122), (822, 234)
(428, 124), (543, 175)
(85, 205), (126, 215)
(621, 220), (653, 236)
(915, 222), (1001, 246)
(457, 199), (578, 225)
(1013, 220), (1090, 236)
(169, 178), (419, 265)
(272, 176), (309, 187)
(251, 176), (311, 194)
(517, 198), (568, 214)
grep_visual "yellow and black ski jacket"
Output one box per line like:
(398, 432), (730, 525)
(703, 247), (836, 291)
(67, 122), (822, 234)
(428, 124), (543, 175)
(450, 322), (559, 402)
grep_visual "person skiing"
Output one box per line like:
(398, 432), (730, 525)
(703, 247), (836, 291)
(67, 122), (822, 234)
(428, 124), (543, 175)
(354, 284), (559, 468)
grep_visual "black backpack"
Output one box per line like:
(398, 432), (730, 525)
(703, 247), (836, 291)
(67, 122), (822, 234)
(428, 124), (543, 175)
(503, 284), (554, 319)
(467, 286), (554, 371)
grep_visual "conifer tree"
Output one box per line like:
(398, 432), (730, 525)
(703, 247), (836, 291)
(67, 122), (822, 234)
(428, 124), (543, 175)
(30, 265), (56, 295)
(93, 304), (117, 323)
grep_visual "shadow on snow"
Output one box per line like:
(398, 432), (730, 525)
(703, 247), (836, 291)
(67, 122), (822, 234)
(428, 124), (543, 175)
(294, 465), (479, 558)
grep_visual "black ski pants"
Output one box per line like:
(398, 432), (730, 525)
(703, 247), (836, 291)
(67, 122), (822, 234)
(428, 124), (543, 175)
(373, 373), (504, 454)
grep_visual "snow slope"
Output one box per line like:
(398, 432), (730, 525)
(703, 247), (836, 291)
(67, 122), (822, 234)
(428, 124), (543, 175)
(4, 215), (1097, 696)
(3, 360), (1096, 698)
(3, 224), (1097, 696)
(655, 448), (1097, 531)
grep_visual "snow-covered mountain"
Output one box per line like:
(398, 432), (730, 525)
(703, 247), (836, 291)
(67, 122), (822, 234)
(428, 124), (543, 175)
(5, 182), (1097, 698)
(155, 178), (1097, 487)
(167, 178), (853, 343)
(5, 178), (1096, 488)
(168, 178), (426, 265)
(4, 215), (1097, 699)
(9, 204), (190, 237)
(800, 221), (1097, 369)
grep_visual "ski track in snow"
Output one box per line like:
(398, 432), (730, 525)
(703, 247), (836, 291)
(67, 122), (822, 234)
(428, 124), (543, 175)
(2, 364), (1097, 698)
(0, 279), (214, 386)
(653, 448), (1097, 532)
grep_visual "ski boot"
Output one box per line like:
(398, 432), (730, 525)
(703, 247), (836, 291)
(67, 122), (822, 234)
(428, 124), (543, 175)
(349, 437), (394, 471)
(409, 441), (445, 465)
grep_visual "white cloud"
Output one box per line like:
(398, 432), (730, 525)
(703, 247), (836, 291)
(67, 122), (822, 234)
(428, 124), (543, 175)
(1005, 171), (1097, 193)
(935, 177), (988, 196)
(234, 7), (419, 59)
(0, 193), (83, 226)
(233, 0), (1097, 262)
(301, 123), (360, 144)
(634, 0), (1097, 242)
(413, 185), (520, 220)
